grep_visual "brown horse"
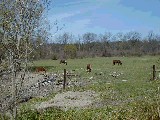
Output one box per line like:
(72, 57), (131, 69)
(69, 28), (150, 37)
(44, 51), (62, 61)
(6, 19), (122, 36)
(36, 67), (46, 73)
(113, 60), (122, 65)
(87, 64), (92, 72)
(60, 59), (67, 65)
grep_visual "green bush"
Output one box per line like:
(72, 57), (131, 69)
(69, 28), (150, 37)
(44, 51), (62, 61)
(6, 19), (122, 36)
(64, 44), (77, 59)
(51, 54), (58, 60)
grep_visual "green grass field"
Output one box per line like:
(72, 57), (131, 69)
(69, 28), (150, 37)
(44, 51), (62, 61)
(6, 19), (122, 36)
(15, 56), (160, 119)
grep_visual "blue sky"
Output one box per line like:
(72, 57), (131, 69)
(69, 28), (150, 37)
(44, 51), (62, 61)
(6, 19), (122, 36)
(48, 0), (160, 37)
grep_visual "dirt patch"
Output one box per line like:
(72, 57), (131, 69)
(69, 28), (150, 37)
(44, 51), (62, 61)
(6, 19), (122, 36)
(35, 90), (100, 111)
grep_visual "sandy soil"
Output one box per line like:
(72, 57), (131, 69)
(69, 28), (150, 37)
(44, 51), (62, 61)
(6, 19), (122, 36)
(35, 90), (100, 111)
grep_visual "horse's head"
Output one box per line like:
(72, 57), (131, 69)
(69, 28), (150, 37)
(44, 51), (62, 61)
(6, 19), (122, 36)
(60, 60), (67, 65)
(87, 64), (92, 72)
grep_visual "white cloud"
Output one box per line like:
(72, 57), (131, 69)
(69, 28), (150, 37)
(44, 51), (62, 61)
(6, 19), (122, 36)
(62, 0), (89, 7)
(67, 19), (91, 33)
(49, 11), (81, 21)
(55, 19), (91, 35)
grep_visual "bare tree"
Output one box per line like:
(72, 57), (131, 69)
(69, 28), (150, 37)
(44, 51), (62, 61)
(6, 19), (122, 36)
(83, 32), (97, 52)
(146, 31), (160, 55)
(0, 0), (50, 119)
(123, 31), (142, 55)
(99, 32), (112, 57)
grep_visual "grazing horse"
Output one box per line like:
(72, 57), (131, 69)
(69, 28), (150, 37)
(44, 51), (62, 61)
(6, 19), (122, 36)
(87, 64), (92, 72)
(36, 67), (46, 73)
(60, 59), (67, 65)
(113, 60), (122, 65)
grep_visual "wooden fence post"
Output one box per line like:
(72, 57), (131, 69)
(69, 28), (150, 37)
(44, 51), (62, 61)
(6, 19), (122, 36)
(63, 69), (66, 89)
(153, 65), (156, 80)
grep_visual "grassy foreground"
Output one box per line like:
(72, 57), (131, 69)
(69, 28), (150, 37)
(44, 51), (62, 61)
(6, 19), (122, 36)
(3, 56), (160, 120)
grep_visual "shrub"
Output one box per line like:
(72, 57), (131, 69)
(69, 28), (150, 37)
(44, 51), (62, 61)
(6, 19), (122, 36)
(51, 54), (58, 60)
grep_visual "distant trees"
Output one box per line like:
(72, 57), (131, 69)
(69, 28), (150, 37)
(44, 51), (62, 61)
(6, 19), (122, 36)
(45, 30), (160, 59)
(30, 30), (160, 59)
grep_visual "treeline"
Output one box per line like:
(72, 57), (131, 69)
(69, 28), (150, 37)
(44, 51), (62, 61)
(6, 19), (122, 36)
(32, 31), (160, 60)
